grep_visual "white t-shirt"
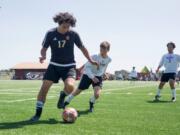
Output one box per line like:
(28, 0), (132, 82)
(159, 53), (180, 73)
(84, 54), (112, 79)
(129, 69), (138, 78)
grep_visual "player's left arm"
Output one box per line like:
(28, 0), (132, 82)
(156, 55), (164, 73)
(39, 47), (47, 63)
(103, 59), (112, 80)
(74, 32), (99, 67)
(80, 47), (99, 66)
(39, 31), (51, 63)
(103, 66), (109, 80)
(177, 54), (180, 63)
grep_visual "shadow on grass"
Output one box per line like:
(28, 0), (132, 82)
(0, 118), (59, 130)
(77, 109), (90, 117)
(147, 100), (172, 103)
(0, 110), (91, 128)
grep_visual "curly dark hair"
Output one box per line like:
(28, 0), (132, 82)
(53, 12), (76, 27)
(167, 42), (176, 48)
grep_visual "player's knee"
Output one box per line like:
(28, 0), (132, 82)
(94, 90), (100, 99)
(94, 87), (101, 99)
(169, 79), (175, 85)
(169, 79), (174, 84)
(158, 85), (162, 89)
(159, 83), (165, 89)
(65, 83), (75, 94)
(95, 92), (100, 99)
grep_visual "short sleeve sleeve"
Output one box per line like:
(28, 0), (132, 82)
(91, 55), (98, 61)
(109, 58), (112, 63)
(42, 32), (51, 48)
(74, 32), (84, 48)
(177, 54), (180, 62)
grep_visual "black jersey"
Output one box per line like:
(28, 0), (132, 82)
(42, 28), (84, 66)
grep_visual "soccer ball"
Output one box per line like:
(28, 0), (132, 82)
(62, 107), (78, 123)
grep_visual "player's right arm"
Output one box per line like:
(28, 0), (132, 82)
(39, 31), (51, 63)
(156, 55), (165, 73)
(39, 48), (47, 63)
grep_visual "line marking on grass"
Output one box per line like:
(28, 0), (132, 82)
(2, 84), (177, 103)
(103, 92), (112, 94)
(126, 92), (132, 95)
(0, 85), (61, 92)
(0, 85), (153, 103)
(102, 84), (156, 92)
(0, 84), (156, 95)
(148, 92), (154, 95)
(0, 96), (56, 103)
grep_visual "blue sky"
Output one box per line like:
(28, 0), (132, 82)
(0, 0), (180, 73)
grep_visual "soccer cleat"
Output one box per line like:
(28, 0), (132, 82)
(154, 95), (161, 102)
(63, 101), (69, 109)
(171, 97), (176, 102)
(29, 115), (40, 122)
(57, 91), (66, 109)
(89, 102), (94, 113)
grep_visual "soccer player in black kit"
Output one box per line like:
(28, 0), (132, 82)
(30, 12), (98, 122)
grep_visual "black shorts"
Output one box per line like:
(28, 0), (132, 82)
(131, 77), (137, 80)
(160, 73), (176, 82)
(43, 64), (76, 83)
(78, 74), (103, 90)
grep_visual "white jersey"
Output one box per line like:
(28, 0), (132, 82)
(129, 69), (138, 78)
(84, 54), (112, 79)
(159, 53), (180, 73)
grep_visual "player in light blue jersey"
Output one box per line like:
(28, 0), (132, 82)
(155, 42), (180, 102)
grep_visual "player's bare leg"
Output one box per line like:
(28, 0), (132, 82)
(63, 88), (82, 108)
(30, 80), (53, 122)
(169, 79), (176, 102)
(154, 82), (166, 101)
(57, 77), (75, 109)
(89, 86), (101, 112)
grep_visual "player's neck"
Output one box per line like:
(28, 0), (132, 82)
(168, 51), (174, 54)
(57, 27), (67, 34)
(100, 53), (108, 58)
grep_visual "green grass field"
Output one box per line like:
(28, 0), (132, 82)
(0, 80), (180, 135)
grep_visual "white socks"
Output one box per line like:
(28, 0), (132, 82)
(156, 88), (176, 98)
(36, 101), (44, 108)
(65, 94), (74, 103)
(156, 89), (161, 96)
(90, 96), (96, 104)
(172, 89), (176, 98)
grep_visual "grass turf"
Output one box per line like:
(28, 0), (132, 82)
(0, 80), (180, 135)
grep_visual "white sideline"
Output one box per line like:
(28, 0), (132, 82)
(0, 85), (59, 92)
(0, 96), (56, 103)
(0, 84), (156, 95)
(82, 84), (156, 94)
(1, 84), (179, 103)
(0, 85), (154, 103)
